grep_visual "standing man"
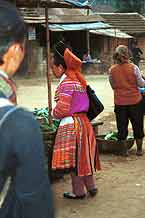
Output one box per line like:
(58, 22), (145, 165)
(0, 1), (54, 218)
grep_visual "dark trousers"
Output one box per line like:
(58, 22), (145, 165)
(114, 100), (144, 140)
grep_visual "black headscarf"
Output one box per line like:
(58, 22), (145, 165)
(0, 0), (26, 64)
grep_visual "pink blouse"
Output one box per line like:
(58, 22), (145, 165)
(53, 77), (89, 119)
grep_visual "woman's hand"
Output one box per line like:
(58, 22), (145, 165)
(54, 90), (59, 102)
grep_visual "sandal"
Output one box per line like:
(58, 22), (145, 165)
(63, 192), (86, 199)
(88, 188), (98, 197)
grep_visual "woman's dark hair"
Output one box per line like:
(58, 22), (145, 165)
(53, 41), (71, 69)
(0, 0), (26, 64)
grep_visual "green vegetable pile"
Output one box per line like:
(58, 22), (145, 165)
(104, 131), (133, 141)
(33, 107), (60, 132)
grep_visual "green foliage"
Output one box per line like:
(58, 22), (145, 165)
(90, 0), (145, 14)
(104, 131), (133, 141)
(111, 0), (144, 13)
(104, 131), (118, 141)
(33, 107), (60, 132)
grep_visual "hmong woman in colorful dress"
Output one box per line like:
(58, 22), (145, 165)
(51, 42), (101, 199)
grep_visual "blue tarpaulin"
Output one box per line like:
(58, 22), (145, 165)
(49, 22), (111, 31)
(64, 0), (89, 7)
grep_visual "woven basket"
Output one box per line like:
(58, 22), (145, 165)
(96, 135), (134, 154)
(37, 118), (63, 181)
(37, 117), (56, 155)
(42, 130), (56, 156)
(42, 129), (64, 182)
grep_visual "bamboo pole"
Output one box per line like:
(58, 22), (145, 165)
(114, 27), (117, 48)
(45, 6), (53, 125)
(86, 8), (90, 53)
(86, 31), (90, 53)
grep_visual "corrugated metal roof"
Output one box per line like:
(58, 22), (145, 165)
(90, 28), (133, 38)
(95, 13), (145, 35)
(49, 21), (111, 31)
(20, 8), (104, 24)
(48, 8), (85, 15)
(16, 0), (90, 8)
(49, 14), (104, 24)
(64, 0), (89, 7)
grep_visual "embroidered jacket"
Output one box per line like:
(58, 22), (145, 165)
(53, 75), (89, 119)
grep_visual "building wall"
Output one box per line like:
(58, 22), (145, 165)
(88, 34), (129, 74)
(137, 36), (145, 55)
(135, 36), (145, 73)
(27, 40), (45, 76)
(85, 34), (145, 75)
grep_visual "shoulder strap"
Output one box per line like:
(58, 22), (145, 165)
(0, 104), (21, 207)
(0, 105), (21, 129)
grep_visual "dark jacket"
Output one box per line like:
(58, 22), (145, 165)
(0, 100), (54, 218)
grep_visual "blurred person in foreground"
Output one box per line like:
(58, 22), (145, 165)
(109, 45), (145, 156)
(50, 41), (101, 199)
(0, 1), (54, 218)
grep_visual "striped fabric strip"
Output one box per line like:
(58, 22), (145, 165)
(52, 114), (101, 176)
(52, 123), (76, 170)
(74, 114), (101, 176)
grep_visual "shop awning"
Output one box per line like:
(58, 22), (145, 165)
(16, 0), (90, 8)
(64, 0), (89, 7)
(49, 21), (111, 31)
(90, 28), (133, 38)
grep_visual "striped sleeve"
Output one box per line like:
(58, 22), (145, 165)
(134, 65), (145, 87)
(53, 82), (74, 119)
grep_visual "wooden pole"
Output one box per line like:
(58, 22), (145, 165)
(86, 9), (90, 53)
(86, 31), (90, 53)
(45, 6), (53, 125)
(114, 28), (117, 48)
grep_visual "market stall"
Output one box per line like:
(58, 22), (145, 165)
(15, 0), (91, 179)
(16, 0), (90, 124)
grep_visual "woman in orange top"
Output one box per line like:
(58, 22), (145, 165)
(109, 45), (145, 156)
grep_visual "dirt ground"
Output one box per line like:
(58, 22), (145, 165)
(14, 75), (145, 217)
(52, 114), (145, 218)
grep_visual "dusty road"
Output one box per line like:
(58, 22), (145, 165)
(16, 74), (114, 115)
(11, 75), (145, 218)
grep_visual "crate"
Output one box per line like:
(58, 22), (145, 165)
(96, 135), (134, 154)
(91, 120), (103, 135)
